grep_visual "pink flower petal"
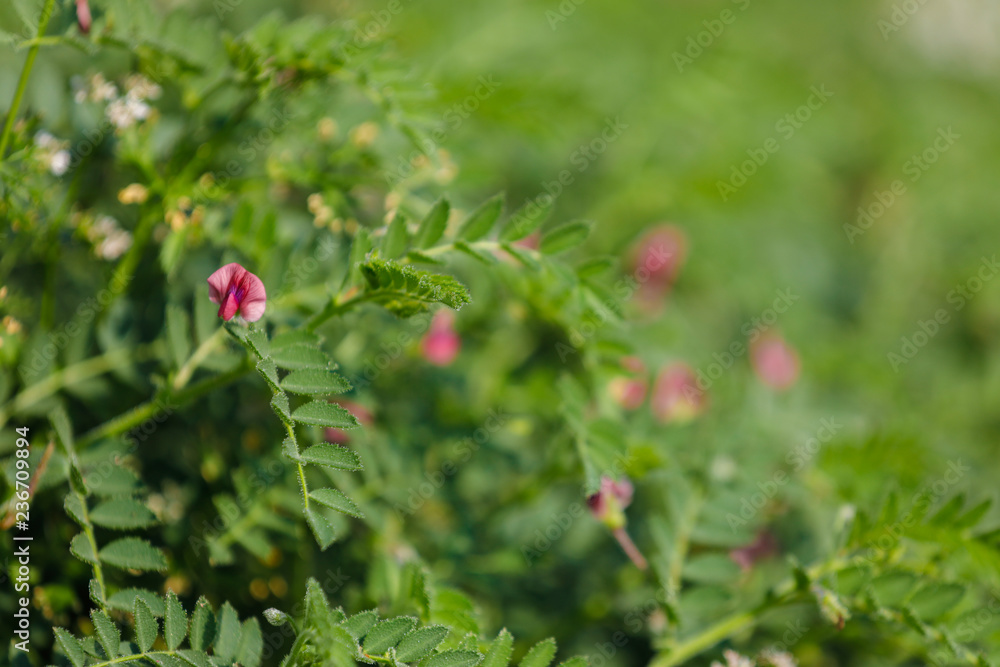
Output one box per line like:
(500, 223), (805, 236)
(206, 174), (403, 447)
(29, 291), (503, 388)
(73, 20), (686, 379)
(422, 311), (460, 366)
(207, 263), (242, 304)
(650, 362), (707, 423)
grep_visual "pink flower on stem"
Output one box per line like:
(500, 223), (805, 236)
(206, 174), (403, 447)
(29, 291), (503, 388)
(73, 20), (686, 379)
(587, 476), (648, 570)
(76, 0), (91, 34)
(608, 356), (648, 411)
(750, 334), (800, 391)
(650, 363), (707, 423)
(630, 225), (687, 307)
(207, 262), (267, 322)
(421, 310), (461, 366)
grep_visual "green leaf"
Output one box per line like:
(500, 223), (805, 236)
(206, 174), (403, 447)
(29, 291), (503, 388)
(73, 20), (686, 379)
(482, 629), (514, 667)
(300, 444), (363, 471)
(189, 597), (216, 652)
(425, 650), (483, 667)
(54, 628), (86, 667)
(70, 532), (98, 565)
(281, 369), (352, 395)
(342, 609), (379, 641)
(164, 590), (188, 650)
(360, 257), (471, 315)
(99, 538), (168, 571)
(177, 649), (214, 667)
(89, 498), (158, 530)
(399, 563), (431, 620)
(257, 358), (281, 391)
(270, 329), (322, 350)
(271, 344), (333, 370)
(64, 494), (87, 526)
(928, 493), (965, 526)
(416, 198), (450, 248)
(166, 303), (192, 369)
(84, 465), (139, 496)
(520, 638), (557, 667)
(305, 506), (338, 549)
(557, 658), (589, 667)
(955, 498), (992, 529)
(108, 588), (165, 616)
(382, 211), (410, 259)
(270, 392), (291, 423)
(500, 197), (554, 242)
(50, 405), (75, 451)
(454, 240), (499, 265)
(292, 401), (359, 428)
(458, 194), (504, 241)
(134, 598), (158, 653)
(213, 602), (242, 661)
(310, 488), (365, 518)
(908, 583), (965, 620)
(500, 242), (541, 270)
(91, 609), (120, 661)
(237, 618), (263, 667)
(870, 571), (918, 607)
(363, 616), (418, 655)
(539, 221), (592, 254)
(395, 625), (448, 661)
(245, 325), (271, 359)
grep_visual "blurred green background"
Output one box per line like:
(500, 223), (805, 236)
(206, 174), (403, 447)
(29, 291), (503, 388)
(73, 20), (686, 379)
(3, 0), (1000, 664)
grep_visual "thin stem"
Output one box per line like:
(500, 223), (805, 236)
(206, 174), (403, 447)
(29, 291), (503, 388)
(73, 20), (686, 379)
(89, 650), (182, 667)
(77, 359), (253, 449)
(613, 527), (648, 571)
(0, 0), (57, 160)
(287, 422), (310, 511)
(0, 344), (161, 428)
(306, 293), (364, 332)
(173, 327), (228, 391)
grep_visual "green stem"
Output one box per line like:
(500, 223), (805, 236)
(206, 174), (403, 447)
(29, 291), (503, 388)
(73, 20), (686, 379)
(89, 650), (183, 667)
(0, 344), (161, 428)
(173, 327), (228, 391)
(649, 559), (849, 666)
(287, 422), (310, 511)
(0, 0), (57, 160)
(306, 293), (364, 332)
(77, 359), (253, 449)
(75, 490), (109, 611)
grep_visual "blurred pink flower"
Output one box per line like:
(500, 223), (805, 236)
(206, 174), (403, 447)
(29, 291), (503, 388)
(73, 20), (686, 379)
(76, 0), (91, 34)
(751, 335), (800, 390)
(587, 476), (647, 570)
(324, 400), (372, 445)
(421, 310), (460, 366)
(729, 530), (779, 572)
(207, 262), (267, 322)
(608, 356), (648, 410)
(650, 363), (707, 423)
(630, 225), (687, 307)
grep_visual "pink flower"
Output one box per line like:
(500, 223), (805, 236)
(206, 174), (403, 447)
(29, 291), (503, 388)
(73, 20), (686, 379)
(207, 262), (267, 322)
(729, 530), (779, 572)
(324, 400), (372, 445)
(650, 363), (707, 423)
(751, 335), (800, 391)
(421, 310), (460, 366)
(587, 476), (647, 570)
(630, 225), (687, 308)
(608, 356), (648, 410)
(587, 476), (633, 522)
(76, 0), (91, 34)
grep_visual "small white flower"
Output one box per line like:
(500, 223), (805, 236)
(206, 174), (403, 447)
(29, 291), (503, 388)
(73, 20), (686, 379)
(89, 73), (119, 102)
(98, 229), (133, 260)
(759, 650), (797, 667)
(49, 150), (71, 176)
(124, 74), (161, 101)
